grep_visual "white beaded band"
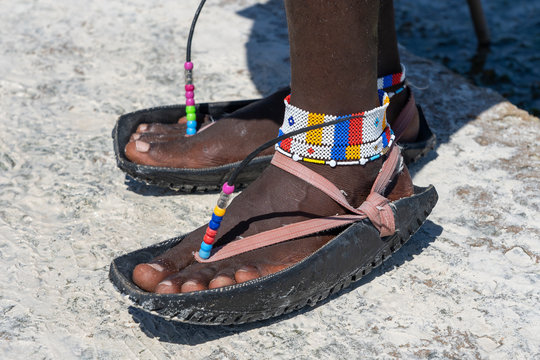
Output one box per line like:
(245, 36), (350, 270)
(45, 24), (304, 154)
(276, 94), (395, 166)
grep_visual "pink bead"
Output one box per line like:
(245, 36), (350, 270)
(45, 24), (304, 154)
(184, 62), (193, 70)
(185, 84), (195, 91)
(185, 91), (194, 99)
(222, 182), (235, 195)
(186, 98), (195, 106)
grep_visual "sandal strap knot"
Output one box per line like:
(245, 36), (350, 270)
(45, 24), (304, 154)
(358, 192), (395, 237)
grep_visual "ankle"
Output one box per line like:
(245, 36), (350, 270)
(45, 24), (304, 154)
(303, 159), (382, 208)
(387, 86), (419, 142)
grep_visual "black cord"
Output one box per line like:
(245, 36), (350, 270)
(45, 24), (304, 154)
(226, 114), (368, 185)
(186, 0), (207, 62)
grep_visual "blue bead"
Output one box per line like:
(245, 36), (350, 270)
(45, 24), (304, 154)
(200, 241), (213, 252)
(333, 117), (350, 146)
(208, 220), (220, 230)
(288, 116), (294, 126)
(383, 75), (392, 88)
(199, 249), (211, 259)
(186, 127), (197, 135)
(370, 154), (381, 161)
(378, 89), (385, 104)
(211, 213), (223, 223)
(187, 120), (197, 128)
(331, 145), (346, 161)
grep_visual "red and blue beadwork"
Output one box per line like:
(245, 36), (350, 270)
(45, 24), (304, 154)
(199, 182), (235, 259)
(276, 94), (393, 166)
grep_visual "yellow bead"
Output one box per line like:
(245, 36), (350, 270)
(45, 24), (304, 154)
(214, 206), (226, 217)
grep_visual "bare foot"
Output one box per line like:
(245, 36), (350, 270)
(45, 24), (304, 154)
(124, 86), (418, 168)
(132, 156), (414, 293)
(125, 88), (289, 168)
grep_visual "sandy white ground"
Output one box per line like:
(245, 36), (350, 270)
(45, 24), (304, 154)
(0, 0), (538, 359)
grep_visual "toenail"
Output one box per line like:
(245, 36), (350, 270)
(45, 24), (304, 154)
(158, 280), (172, 286)
(132, 133), (141, 141)
(139, 124), (148, 131)
(135, 141), (150, 152)
(148, 263), (164, 272)
(209, 276), (229, 283)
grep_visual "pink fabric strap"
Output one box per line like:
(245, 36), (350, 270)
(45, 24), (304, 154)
(194, 146), (401, 263)
(391, 92), (416, 142)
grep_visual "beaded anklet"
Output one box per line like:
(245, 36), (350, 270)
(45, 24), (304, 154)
(378, 64), (407, 104)
(198, 96), (395, 258)
(276, 94), (394, 166)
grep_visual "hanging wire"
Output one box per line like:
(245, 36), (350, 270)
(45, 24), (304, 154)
(186, 0), (207, 62)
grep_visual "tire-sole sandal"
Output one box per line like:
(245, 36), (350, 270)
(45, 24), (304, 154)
(109, 146), (438, 325)
(112, 96), (436, 192)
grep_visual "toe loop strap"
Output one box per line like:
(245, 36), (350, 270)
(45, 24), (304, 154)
(358, 192), (395, 237)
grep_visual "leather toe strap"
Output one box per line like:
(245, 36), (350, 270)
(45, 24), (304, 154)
(358, 192), (395, 237)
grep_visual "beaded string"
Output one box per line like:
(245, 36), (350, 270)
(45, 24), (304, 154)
(199, 182), (235, 259)
(198, 102), (394, 259)
(184, 0), (207, 136)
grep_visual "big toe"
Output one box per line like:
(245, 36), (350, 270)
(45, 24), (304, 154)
(132, 262), (176, 292)
(124, 140), (159, 166)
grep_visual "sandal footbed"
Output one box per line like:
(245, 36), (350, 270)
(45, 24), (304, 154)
(112, 100), (436, 192)
(109, 184), (438, 325)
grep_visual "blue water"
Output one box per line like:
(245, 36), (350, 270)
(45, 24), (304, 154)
(394, 0), (540, 116)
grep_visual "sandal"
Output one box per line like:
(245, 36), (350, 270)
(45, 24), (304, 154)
(112, 72), (436, 192)
(110, 138), (438, 324)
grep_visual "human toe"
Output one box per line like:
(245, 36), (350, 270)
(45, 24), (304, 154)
(136, 122), (186, 134)
(234, 265), (261, 283)
(132, 261), (176, 292)
(208, 269), (237, 289)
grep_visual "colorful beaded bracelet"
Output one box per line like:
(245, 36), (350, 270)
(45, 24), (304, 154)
(276, 93), (394, 166)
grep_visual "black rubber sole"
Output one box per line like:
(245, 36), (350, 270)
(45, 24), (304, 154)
(112, 99), (436, 192)
(109, 185), (438, 325)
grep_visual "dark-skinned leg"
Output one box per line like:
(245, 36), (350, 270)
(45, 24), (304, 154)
(378, 0), (419, 141)
(131, 0), (414, 294)
(124, 0), (419, 168)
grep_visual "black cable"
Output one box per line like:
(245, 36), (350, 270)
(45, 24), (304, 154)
(186, 0), (207, 62)
(226, 114), (370, 186)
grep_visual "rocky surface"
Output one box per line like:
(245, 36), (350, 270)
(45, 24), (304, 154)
(0, 0), (538, 359)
